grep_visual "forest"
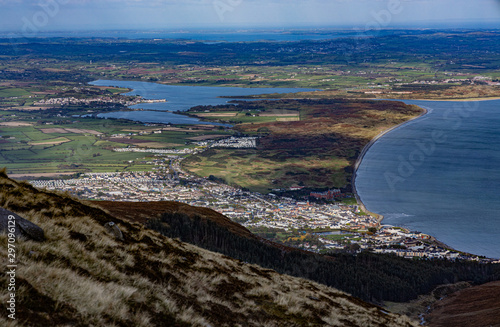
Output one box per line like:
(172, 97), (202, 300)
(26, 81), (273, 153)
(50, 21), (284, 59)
(147, 211), (500, 304)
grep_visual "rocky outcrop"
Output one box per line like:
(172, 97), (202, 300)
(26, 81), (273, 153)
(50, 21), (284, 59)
(0, 207), (45, 242)
(104, 221), (124, 241)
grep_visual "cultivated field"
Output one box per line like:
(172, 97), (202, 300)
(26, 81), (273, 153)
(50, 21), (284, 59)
(0, 114), (233, 176)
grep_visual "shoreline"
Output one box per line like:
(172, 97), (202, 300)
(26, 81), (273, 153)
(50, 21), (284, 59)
(351, 105), (429, 224)
(368, 96), (500, 102)
(406, 96), (500, 102)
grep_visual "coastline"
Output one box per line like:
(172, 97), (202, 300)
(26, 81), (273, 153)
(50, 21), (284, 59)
(369, 96), (500, 102)
(351, 104), (429, 223)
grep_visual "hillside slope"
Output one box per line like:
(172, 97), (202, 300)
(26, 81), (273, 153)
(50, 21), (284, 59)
(0, 172), (418, 326)
(95, 200), (500, 304)
(425, 281), (500, 327)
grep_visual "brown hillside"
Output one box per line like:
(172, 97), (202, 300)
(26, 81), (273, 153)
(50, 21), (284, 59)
(95, 200), (258, 241)
(0, 172), (418, 326)
(425, 281), (500, 327)
(95, 200), (309, 255)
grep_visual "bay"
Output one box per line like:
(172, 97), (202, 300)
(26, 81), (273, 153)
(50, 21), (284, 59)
(355, 99), (500, 259)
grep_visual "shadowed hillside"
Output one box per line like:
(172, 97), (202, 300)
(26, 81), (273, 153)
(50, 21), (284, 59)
(0, 171), (418, 326)
(96, 201), (500, 305)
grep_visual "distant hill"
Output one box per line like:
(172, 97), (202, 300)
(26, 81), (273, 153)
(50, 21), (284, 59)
(0, 171), (418, 326)
(96, 201), (500, 304)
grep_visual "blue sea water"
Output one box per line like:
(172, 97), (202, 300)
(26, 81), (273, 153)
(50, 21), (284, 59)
(89, 80), (316, 125)
(355, 99), (500, 259)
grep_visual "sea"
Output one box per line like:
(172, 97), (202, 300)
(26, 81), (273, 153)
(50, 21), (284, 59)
(89, 80), (316, 125)
(355, 99), (500, 259)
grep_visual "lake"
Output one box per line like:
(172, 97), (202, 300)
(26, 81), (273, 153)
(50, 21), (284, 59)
(89, 80), (316, 125)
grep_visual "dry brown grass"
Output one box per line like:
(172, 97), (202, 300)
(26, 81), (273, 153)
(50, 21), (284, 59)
(28, 137), (71, 146)
(0, 174), (418, 326)
(0, 122), (33, 127)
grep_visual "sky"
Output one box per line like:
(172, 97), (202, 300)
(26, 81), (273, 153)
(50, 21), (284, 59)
(0, 0), (499, 33)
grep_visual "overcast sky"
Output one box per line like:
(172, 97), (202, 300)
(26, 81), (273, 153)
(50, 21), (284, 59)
(1, 0), (499, 32)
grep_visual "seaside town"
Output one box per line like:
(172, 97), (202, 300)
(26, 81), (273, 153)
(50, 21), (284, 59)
(29, 150), (499, 263)
(34, 94), (165, 108)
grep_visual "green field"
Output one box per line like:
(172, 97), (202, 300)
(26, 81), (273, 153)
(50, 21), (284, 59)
(0, 87), (30, 98)
(0, 115), (233, 176)
(190, 111), (297, 125)
(185, 148), (350, 193)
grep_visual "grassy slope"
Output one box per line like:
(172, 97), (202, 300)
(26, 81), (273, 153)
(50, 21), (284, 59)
(0, 172), (417, 327)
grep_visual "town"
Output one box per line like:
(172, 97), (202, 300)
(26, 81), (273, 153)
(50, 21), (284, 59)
(34, 96), (165, 108)
(29, 154), (498, 263)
